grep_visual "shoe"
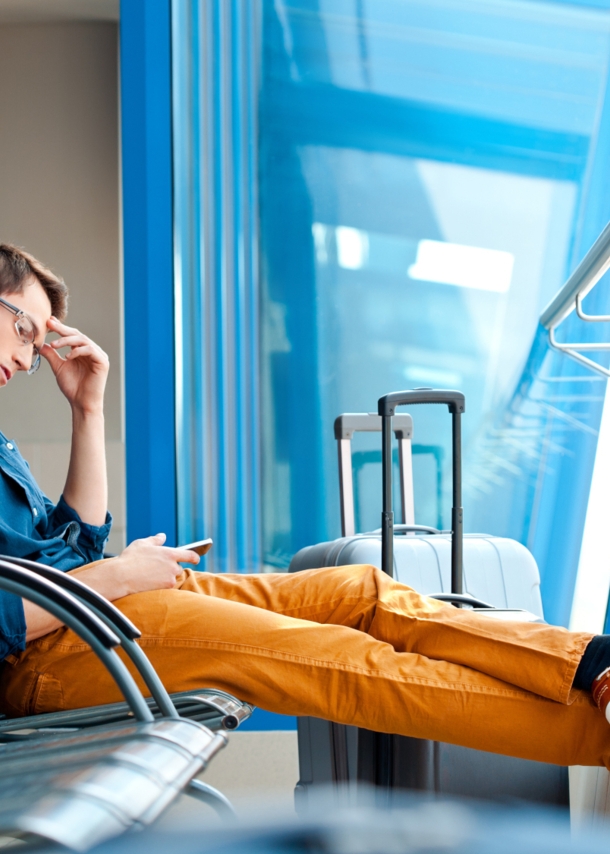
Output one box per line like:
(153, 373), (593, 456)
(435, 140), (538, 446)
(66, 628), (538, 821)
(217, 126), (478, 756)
(592, 667), (610, 723)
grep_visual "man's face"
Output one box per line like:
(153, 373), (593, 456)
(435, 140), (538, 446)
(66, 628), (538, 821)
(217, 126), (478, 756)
(0, 278), (52, 385)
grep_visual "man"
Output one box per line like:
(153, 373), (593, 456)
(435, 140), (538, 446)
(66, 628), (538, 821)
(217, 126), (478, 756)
(0, 243), (609, 769)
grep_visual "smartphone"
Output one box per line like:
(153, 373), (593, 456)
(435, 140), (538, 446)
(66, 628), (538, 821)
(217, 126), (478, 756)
(180, 538), (213, 556)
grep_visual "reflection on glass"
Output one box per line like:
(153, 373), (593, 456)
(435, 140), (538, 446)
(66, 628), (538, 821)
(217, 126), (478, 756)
(408, 240), (514, 293)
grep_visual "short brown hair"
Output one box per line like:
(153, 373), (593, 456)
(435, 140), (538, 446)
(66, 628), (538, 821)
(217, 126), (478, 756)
(0, 244), (68, 320)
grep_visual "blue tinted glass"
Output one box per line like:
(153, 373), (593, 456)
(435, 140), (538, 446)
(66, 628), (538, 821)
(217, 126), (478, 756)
(300, 149), (576, 534)
(259, 0), (610, 623)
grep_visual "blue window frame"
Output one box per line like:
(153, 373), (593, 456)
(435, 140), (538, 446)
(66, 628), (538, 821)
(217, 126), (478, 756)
(120, 0), (177, 545)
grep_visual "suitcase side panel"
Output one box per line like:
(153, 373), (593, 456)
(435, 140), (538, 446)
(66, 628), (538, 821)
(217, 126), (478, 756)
(289, 541), (345, 573)
(298, 534), (544, 618)
(434, 743), (568, 805)
(290, 537), (560, 804)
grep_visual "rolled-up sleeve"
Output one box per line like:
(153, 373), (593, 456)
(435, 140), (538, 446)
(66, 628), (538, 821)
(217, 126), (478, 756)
(0, 591), (26, 660)
(45, 496), (113, 564)
(0, 436), (114, 660)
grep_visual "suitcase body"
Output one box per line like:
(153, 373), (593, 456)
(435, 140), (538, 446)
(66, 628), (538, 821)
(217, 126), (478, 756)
(290, 394), (568, 808)
(290, 533), (543, 620)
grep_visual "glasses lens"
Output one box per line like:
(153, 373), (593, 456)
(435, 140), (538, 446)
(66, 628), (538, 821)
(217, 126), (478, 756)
(27, 348), (41, 376)
(15, 315), (34, 345)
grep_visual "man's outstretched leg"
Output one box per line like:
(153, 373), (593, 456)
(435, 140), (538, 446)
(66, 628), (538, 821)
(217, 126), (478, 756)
(1, 564), (609, 769)
(176, 564), (593, 705)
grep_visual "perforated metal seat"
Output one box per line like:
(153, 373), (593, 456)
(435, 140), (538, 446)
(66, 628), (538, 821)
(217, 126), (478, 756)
(0, 718), (227, 850)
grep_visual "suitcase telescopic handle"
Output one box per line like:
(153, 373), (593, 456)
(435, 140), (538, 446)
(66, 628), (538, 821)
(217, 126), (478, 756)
(334, 413), (415, 537)
(378, 388), (465, 416)
(377, 389), (466, 594)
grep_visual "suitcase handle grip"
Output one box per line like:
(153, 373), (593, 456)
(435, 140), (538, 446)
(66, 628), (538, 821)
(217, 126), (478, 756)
(430, 593), (495, 609)
(371, 524), (442, 535)
(334, 413), (413, 440)
(335, 414), (415, 537)
(378, 388), (465, 417)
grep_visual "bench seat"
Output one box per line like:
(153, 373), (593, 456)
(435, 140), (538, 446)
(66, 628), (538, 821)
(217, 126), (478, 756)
(0, 718), (226, 850)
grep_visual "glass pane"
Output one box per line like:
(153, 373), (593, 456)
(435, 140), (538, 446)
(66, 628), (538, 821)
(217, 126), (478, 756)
(259, 0), (610, 616)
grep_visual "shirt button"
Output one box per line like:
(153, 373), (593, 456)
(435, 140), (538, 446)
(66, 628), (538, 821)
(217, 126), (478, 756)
(6, 443), (13, 450)
(33, 508), (38, 517)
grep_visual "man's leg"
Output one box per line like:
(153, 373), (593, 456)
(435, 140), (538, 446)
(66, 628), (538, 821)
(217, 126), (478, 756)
(176, 564), (592, 704)
(1, 568), (608, 769)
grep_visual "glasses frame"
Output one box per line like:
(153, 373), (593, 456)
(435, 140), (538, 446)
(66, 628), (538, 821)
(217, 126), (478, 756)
(0, 296), (41, 375)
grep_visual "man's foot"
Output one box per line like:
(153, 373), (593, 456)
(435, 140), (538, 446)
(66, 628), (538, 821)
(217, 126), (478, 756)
(592, 667), (610, 723)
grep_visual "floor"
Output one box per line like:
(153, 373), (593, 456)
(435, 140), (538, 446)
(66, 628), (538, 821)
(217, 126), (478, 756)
(157, 730), (300, 828)
(158, 734), (610, 833)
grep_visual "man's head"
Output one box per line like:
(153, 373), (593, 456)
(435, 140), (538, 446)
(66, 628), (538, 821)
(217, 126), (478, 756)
(0, 245), (68, 384)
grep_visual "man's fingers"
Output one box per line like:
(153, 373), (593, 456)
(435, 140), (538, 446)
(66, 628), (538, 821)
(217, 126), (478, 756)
(51, 335), (89, 350)
(48, 317), (80, 336)
(40, 342), (65, 372)
(130, 533), (166, 548)
(169, 548), (201, 565)
(65, 344), (109, 367)
(65, 345), (100, 361)
(65, 345), (92, 359)
(47, 319), (108, 366)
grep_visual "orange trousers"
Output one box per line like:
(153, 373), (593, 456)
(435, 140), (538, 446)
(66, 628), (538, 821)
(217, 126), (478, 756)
(1, 564), (608, 768)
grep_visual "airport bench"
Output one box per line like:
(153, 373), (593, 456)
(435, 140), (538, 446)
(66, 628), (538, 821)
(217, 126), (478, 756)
(0, 558), (251, 849)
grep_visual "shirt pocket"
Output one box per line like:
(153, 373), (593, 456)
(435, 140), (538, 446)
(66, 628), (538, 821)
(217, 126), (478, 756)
(0, 442), (47, 521)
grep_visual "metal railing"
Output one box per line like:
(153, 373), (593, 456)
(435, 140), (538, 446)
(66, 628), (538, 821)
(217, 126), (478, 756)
(540, 221), (610, 377)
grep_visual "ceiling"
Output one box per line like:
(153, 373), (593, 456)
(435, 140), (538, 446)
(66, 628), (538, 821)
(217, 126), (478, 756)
(0, 0), (118, 23)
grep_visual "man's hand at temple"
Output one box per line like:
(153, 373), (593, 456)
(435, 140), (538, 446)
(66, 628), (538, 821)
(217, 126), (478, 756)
(42, 316), (110, 528)
(42, 316), (109, 415)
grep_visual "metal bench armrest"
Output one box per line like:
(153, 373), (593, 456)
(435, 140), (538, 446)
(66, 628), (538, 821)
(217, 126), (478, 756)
(0, 556), (139, 638)
(0, 561), (153, 722)
(0, 557), (179, 719)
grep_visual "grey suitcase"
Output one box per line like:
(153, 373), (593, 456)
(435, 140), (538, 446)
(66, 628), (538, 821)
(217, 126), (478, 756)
(290, 388), (568, 807)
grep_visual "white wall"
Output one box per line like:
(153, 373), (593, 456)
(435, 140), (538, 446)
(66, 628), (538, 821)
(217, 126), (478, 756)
(0, 22), (124, 551)
(570, 378), (610, 632)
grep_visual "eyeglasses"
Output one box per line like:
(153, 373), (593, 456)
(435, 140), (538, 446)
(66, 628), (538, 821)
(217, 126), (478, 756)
(0, 297), (41, 375)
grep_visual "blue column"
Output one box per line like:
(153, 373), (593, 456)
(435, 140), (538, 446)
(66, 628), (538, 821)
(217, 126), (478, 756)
(120, 0), (178, 545)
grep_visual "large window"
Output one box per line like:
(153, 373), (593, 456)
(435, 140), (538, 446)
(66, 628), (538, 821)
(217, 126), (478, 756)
(159, 0), (610, 624)
(259, 0), (610, 624)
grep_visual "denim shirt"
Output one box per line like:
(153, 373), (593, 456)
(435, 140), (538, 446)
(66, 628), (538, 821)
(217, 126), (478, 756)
(0, 431), (112, 661)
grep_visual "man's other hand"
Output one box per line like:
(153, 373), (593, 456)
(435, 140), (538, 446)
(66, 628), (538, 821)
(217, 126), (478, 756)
(110, 534), (201, 598)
